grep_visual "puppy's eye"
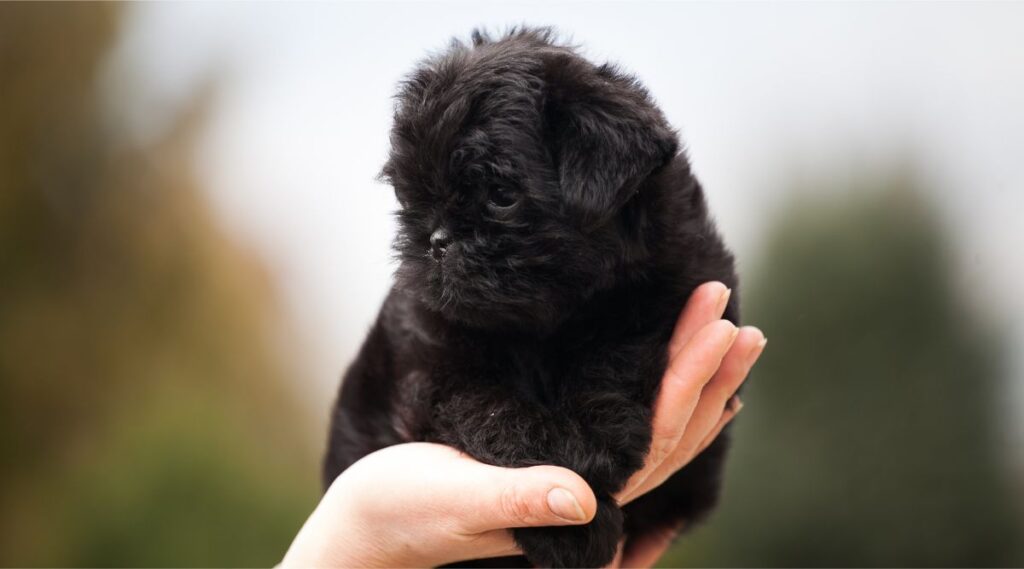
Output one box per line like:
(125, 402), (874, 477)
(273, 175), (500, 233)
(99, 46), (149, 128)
(488, 185), (518, 210)
(394, 189), (410, 209)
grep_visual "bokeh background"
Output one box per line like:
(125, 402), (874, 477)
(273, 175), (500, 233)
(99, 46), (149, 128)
(2, 2), (1022, 566)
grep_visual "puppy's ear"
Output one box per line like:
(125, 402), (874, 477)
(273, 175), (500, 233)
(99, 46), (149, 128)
(544, 60), (678, 227)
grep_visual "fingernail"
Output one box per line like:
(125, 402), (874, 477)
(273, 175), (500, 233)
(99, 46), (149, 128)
(730, 396), (744, 413)
(717, 287), (732, 316)
(749, 336), (767, 363)
(547, 488), (586, 522)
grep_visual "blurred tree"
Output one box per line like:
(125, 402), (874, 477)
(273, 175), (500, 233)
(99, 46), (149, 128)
(662, 176), (1023, 566)
(0, 4), (317, 566)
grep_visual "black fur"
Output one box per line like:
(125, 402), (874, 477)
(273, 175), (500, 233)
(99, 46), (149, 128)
(324, 28), (739, 568)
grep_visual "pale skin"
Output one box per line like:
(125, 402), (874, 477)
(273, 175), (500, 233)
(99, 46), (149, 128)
(282, 281), (766, 568)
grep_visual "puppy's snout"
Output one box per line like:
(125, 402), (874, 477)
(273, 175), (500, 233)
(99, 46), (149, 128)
(430, 228), (452, 261)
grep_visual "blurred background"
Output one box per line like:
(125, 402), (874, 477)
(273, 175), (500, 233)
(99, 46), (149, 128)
(1, 2), (1022, 566)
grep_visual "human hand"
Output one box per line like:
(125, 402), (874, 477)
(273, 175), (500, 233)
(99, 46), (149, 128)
(281, 442), (598, 567)
(280, 281), (764, 568)
(608, 281), (765, 567)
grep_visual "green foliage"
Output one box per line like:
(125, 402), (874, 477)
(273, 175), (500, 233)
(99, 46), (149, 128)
(662, 180), (1023, 566)
(0, 4), (318, 566)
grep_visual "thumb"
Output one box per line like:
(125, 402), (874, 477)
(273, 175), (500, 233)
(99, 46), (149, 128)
(453, 463), (598, 534)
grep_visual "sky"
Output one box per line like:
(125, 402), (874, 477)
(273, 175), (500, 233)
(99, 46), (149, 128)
(102, 1), (1024, 445)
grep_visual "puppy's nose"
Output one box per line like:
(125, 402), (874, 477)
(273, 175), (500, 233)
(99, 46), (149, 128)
(430, 228), (452, 260)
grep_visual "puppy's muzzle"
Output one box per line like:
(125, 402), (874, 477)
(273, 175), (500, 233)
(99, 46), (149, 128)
(430, 227), (452, 261)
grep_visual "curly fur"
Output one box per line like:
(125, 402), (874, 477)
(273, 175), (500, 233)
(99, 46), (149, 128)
(324, 27), (740, 568)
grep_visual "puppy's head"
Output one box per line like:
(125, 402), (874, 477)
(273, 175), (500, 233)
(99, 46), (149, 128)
(382, 28), (679, 331)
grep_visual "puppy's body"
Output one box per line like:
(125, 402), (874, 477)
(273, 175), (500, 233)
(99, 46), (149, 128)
(325, 29), (738, 567)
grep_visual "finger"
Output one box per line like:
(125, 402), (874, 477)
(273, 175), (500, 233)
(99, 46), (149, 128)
(667, 282), (731, 359)
(604, 539), (626, 569)
(455, 529), (523, 560)
(628, 330), (763, 500)
(675, 328), (764, 454)
(660, 319), (741, 440)
(454, 463), (598, 535)
(696, 397), (742, 455)
(620, 524), (682, 568)
(618, 320), (739, 503)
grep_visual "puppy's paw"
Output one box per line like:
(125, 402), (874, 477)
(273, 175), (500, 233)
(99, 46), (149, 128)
(514, 497), (623, 568)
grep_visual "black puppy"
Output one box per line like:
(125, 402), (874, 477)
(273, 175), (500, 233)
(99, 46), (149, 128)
(324, 28), (739, 568)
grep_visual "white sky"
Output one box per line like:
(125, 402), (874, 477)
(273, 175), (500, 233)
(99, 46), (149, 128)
(106, 1), (1024, 447)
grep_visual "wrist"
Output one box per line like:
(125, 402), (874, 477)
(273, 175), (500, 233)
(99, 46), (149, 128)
(281, 475), (396, 567)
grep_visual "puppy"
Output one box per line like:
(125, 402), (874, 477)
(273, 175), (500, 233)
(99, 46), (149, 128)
(324, 28), (739, 568)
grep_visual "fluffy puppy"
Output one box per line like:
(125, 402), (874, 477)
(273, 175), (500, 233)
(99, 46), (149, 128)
(324, 28), (739, 568)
